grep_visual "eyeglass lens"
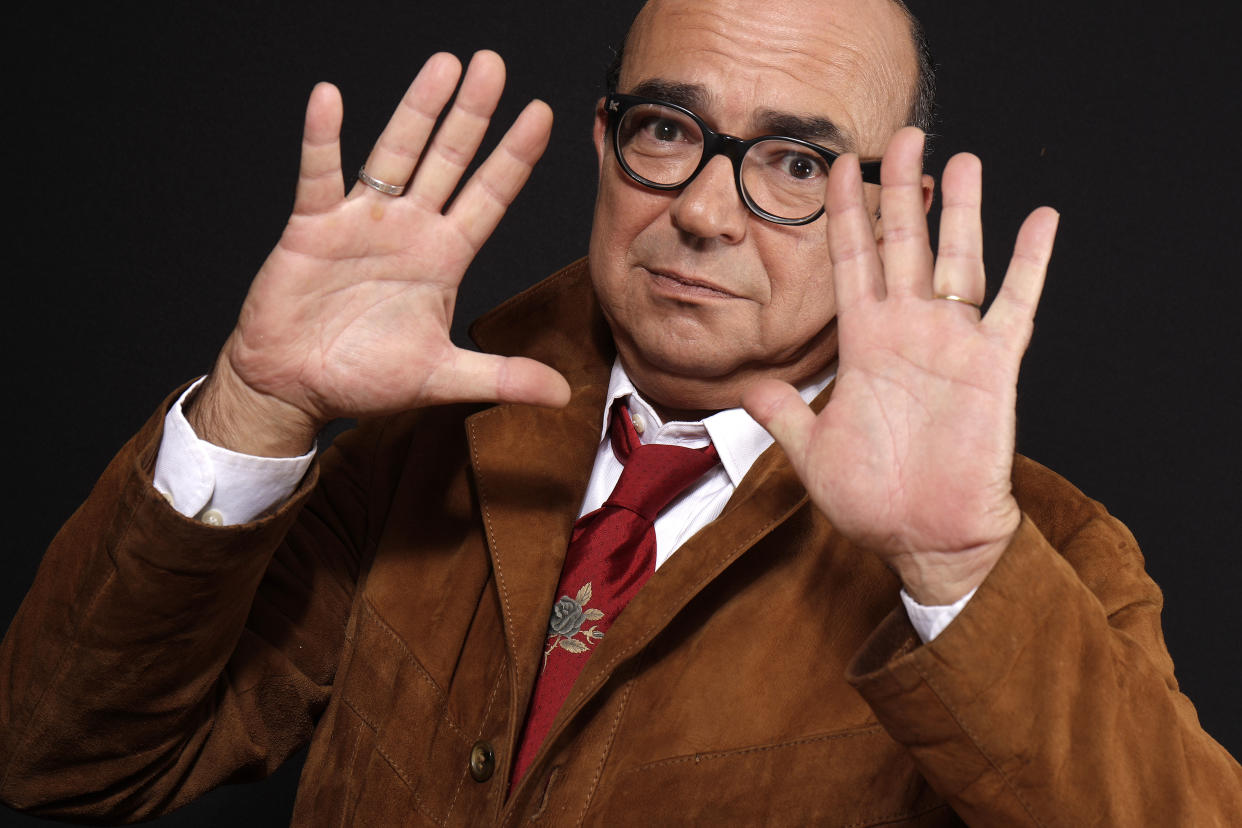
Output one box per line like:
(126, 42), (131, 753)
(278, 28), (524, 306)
(615, 102), (830, 222)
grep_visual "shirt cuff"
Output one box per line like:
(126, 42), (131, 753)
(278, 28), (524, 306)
(152, 378), (316, 525)
(900, 586), (978, 643)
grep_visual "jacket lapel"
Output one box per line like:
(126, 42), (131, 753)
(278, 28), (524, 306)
(466, 379), (608, 716)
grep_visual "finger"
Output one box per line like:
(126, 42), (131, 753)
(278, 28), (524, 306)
(877, 127), (934, 299)
(408, 50), (507, 211)
(293, 83), (345, 215)
(427, 352), (572, 408)
(825, 153), (884, 311)
(351, 52), (463, 198)
(983, 206), (1060, 349)
(741, 379), (817, 469)
(933, 152), (985, 306)
(448, 98), (553, 251)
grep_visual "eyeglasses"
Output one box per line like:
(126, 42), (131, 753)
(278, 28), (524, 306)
(605, 93), (881, 226)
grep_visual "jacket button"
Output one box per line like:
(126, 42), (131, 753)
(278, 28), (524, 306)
(468, 740), (495, 782)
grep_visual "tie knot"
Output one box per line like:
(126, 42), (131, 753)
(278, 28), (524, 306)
(605, 402), (719, 522)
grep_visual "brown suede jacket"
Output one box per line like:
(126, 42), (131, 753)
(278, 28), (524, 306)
(3, 259), (1240, 826)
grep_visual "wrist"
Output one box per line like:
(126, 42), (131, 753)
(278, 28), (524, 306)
(889, 533), (1012, 606)
(186, 356), (321, 457)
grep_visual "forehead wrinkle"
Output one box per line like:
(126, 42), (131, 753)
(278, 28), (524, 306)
(660, 6), (875, 82)
(712, 38), (901, 152)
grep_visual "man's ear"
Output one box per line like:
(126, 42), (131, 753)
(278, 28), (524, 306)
(593, 97), (608, 174)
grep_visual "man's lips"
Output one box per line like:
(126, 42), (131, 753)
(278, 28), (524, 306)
(644, 267), (742, 299)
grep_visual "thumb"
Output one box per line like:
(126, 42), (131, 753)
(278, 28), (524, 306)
(428, 351), (572, 408)
(742, 379), (816, 463)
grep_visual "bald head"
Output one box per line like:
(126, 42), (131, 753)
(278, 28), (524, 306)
(607, 0), (934, 137)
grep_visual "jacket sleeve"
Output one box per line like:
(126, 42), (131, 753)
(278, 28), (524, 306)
(0, 390), (406, 822)
(847, 455), (1242, 827)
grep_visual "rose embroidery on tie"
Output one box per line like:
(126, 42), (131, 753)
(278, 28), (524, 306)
(544, 582), (606, 664)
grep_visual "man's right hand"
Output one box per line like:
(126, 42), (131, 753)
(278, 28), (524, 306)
(188, 50), (571, 457)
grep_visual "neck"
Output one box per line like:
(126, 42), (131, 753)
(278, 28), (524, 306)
(643, 399), (722, 424)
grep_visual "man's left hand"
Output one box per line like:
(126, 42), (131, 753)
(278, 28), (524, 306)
(745, 127), (1059, 606)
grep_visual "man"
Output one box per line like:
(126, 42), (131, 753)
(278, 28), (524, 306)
(2, 0), (1239, 825)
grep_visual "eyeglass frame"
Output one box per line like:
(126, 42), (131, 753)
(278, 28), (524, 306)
(604, 92), (883, 227)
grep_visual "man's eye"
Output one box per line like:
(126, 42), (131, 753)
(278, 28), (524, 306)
(780, 152), (825, 180)
(641, 117), (684, 143)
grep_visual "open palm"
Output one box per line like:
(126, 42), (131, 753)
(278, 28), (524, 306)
(746, 128), (1059, 604)
(195, 51), (569, 455)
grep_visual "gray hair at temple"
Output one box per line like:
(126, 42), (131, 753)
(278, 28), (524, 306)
(603, 0), (937, 134)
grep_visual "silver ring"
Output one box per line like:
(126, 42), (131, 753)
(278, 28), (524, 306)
(934, 293), (982, 311)
(357, 166), (406, 196)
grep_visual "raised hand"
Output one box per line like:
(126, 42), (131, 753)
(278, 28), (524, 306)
(744, 127), (1059, 605)
(189, 51), (570, 456)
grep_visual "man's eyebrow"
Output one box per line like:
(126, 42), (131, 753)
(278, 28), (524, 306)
(623, 79), (853, 151)
(756, 110), (849, 151)
(627, 79), (708, 111)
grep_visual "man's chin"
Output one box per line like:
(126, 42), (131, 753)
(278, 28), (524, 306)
(619, 350), (752, 414)
(618, 337), (837, 417)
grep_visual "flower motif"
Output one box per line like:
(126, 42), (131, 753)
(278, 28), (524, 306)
(544, 582), (606, 664)
(548, 596), (586, 636)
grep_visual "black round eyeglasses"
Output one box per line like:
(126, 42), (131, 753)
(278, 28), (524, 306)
(605, 93), (882, 226)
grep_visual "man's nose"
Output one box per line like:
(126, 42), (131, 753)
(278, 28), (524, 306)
(668, 155), (748, 242)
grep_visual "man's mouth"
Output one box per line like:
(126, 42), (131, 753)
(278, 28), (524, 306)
(645, 267), (741, 299)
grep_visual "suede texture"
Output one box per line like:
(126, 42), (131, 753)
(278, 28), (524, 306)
(2, 258), (1239, 826)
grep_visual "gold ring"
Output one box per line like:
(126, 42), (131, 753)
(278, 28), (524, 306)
(357, 166), (406, 196)
(934, 293), (982, 311)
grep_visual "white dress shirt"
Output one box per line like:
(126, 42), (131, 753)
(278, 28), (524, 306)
(153, 366), (971, 641)
(581, 361), (832, 571)
(152, 378), (315, 526)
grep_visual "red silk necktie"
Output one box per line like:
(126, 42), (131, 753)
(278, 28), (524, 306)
(510, 402), (719, 786)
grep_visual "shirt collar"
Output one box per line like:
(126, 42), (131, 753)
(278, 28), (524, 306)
(599, 359), (835, 488)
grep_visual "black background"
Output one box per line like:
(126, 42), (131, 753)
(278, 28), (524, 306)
(5, 1), (1240, 824)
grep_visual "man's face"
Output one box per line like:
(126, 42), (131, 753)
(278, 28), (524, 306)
(587, 0), (918, 414)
